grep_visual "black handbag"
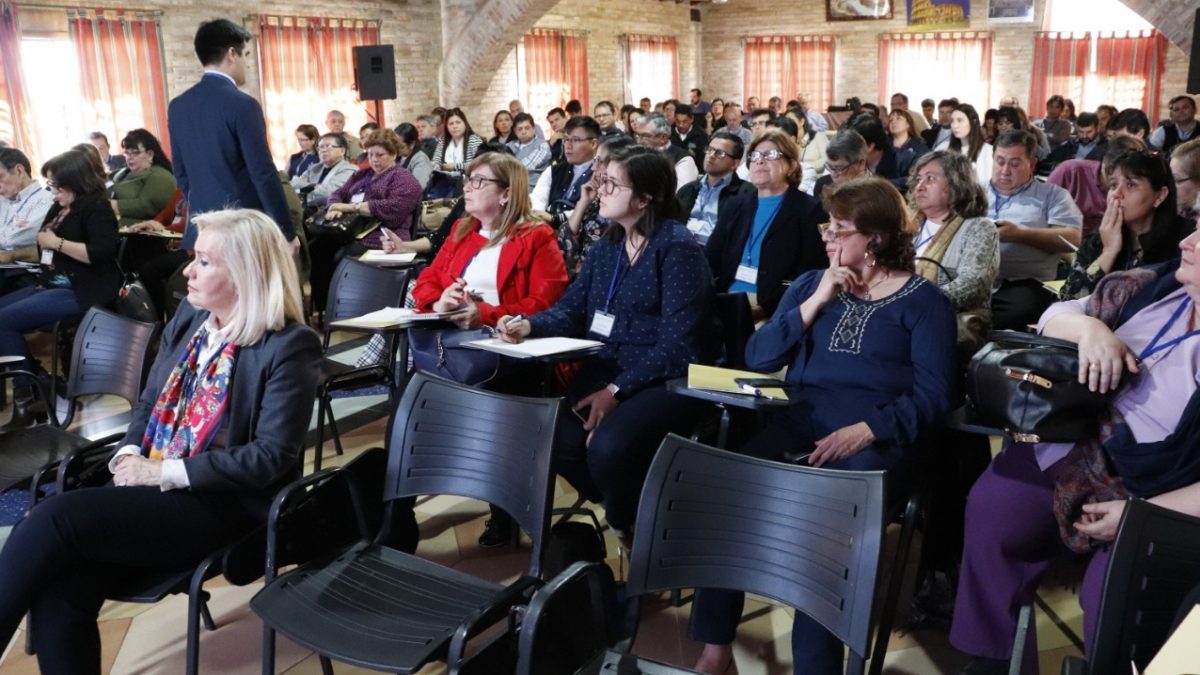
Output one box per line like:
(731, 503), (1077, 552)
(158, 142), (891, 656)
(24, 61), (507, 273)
(409, 327), (501, 387)
(114, 274), (158, 324)
(304, 210), (377, 240)
(966, 330), (1111, 443)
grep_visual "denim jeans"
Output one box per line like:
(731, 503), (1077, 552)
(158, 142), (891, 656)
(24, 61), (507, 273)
(0, 286), (83, 386)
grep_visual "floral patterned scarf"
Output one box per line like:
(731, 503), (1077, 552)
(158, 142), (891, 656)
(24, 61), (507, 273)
(141, 327), (238, 460)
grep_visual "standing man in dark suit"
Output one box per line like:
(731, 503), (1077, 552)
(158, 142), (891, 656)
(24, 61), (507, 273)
(167, 19), (296, 256)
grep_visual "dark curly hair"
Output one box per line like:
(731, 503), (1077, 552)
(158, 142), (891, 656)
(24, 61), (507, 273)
(822, 177), (915, 272)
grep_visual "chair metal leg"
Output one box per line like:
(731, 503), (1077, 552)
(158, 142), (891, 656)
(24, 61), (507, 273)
(313, 389), (329, 473)
(1008, 604), (1034, 675)
(199, 591), (216, 631)
(319, 655), (335, 675)
(23, 613), (33, 655)
(187, 553), (220, 675)
(261, 624), (276, 675)
(868, 493), (924, 675)
(328, 398), (345, 457)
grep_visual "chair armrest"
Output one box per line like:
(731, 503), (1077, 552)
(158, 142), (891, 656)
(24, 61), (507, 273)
(1059, 655), (1087, 675)
(54, 433), (127, 495)
(263, 465), (371, 582)
(447, 575), (543, 674)
(321, 365), (389, 392)
(0, 368), (58, 427)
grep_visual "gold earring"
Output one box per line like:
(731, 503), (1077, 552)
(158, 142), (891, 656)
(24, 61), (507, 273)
(865, 251), (876, 267)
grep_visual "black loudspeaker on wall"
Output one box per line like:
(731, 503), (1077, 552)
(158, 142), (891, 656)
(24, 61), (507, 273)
(354, 45), (397, 101)
(1190, 10), (1200, 94)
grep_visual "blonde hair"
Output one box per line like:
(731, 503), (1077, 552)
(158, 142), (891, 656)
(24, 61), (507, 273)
(453, 152), (533, 248)
(192, 209), (304, 345)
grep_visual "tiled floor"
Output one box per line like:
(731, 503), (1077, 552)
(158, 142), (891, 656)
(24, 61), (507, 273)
(0, 338), (1085, 674)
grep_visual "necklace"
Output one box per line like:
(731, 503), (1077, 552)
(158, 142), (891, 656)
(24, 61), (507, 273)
(861, 270), (892, 301)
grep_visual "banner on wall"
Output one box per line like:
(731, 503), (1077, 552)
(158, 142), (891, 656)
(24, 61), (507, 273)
(907, 0), (969, 29)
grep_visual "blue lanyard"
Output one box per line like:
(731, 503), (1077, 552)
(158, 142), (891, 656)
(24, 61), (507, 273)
(990, 181), (1034, 220)
(4, 188), (39, 228)
(1139, 296), (1200, 361)
(743, 199), (783, 266)
(605, 238), (644, 312)
(915, 219), (936, 250)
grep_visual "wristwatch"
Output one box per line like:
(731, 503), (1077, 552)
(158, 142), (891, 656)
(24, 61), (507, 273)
(605, 383), (624, 401)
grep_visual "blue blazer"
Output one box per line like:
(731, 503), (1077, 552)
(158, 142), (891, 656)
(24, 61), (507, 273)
(167, 72), (293, 248)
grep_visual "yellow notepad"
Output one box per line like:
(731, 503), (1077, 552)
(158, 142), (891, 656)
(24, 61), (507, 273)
(687, 364), (788, 401)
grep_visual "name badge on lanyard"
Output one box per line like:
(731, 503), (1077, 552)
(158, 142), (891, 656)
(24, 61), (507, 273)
(350, 192), (367, 204)
(735, 264), (758, 285)
(590, 311), (615, 337)
(40, 248), (54, 266)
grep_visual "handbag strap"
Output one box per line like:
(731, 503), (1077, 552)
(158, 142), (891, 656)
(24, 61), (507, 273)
(986, 330), (1080, 351)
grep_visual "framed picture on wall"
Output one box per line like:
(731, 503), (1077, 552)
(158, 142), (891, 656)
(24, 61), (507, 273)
(987, 0), (1035, 23)
(827, 0), (893, 21)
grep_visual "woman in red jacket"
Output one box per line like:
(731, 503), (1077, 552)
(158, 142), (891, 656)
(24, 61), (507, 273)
(410, 152), (567, 330)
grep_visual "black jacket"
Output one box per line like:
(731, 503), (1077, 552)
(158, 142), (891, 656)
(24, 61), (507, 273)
(1044, 137), (1107, 174)
(704, 188), (828, 315)
(671, 125), (709, 165)
(41, 191), (121, 309)
(677, 173), (755, 220)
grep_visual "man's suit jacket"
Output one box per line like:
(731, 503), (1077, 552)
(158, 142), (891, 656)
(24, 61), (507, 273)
(118, 302), (322, 519)
(704, 188), (828, 315)
(168, 72), (293, 248)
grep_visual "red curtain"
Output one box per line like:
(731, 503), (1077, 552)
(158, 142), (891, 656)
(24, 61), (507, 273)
(624, 34), (678, 105)
(791, 36), (835, 115)
(743, 36), (792, 106)
(69, 9), (169, 150)
(258, 15), (380, 166)
(0, 1), (35, 151)
(1030, 32), (1088, 117)
(878, 32), (993, 111)
(1093, 30), (1166, 122)
(522, 29), (589, 115)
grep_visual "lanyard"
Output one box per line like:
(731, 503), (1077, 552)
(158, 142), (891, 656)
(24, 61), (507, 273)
(915, 219), (937, 251)
(605, 237), (645, 312)
(990, 180), (1034, 220)
(743, 198), (783, 266)
(3, 188), (40, 229)
(1139, 296), (1200, 361)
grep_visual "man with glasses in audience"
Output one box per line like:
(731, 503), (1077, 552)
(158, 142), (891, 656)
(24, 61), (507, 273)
(0, 148), (54, 292)
(635, 112), (698, 192)
(531, 116), (599, 228)
(594, 101), (623, 139)
(812, 129), (870, 201)
(736, 108), (777, 180)
(290, 133), (356, 209)
(677, 131), (755, 242)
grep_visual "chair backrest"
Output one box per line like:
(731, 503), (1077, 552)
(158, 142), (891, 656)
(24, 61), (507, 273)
(627, 435), (887, 662)
(714, 292), (754, 370)
(323, 257), (412, 328)
(515, 561), (618, 675)
(1086, 499), (1200, 675)
(66, 307), (157, 403)
(383, 372), (561, 578)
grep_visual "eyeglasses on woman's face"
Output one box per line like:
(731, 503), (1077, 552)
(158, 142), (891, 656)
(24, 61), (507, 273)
(464, 175), (504, 191)
(598, 175), (633, 195)
(748, 149), (784, 163)
(818, 222), (861, 241)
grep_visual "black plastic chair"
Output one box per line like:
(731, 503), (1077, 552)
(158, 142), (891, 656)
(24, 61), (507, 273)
(513, 561), (621, 675)
(575, 434), (889, 675)
(1059, 499), (1200, 675)
(311, 257), (413, 471)
(251, 371), (562, 675)
(0, 307), (155, 492)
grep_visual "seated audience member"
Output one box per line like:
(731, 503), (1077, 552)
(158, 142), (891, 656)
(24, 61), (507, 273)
(0, 209), (320, 670)
(690, 177), (958, 675)
(88, 131), (125, 174)
(415, 113), (440, 159)
(638, 97), (651, 113)
(531, 116), (599, 227)
(936, 104), (994, 186)
(921, 98), (937, 129)
(891, 92), (929, 135)
(796, 92), (829, 133)
(988, 130), (1084, 329)
(489, 110), (517, 146)
(889, 108), (931, 181)
(662, 99), (677, 120)
(951, 245), (1200, 673)
(287, 124), (320, 179)
(636, 112), (699, 191)
(0, 150), (120, 428)
(996, 106), (1050, 160)
(429, 107), (484, 198)
(785, 106), (829, 185)
(389, 123), (432, 191)
(1037, 95), (1073, 147)
(557, 135), (636, 278)
(721, 103), (752, 145)
(1150, 95), (1198, 155)
(1107, 108), (1152, 141)
(688, 88), (711, 116)
(813, 129), (871, 201)
(508, 112), (551, 184)
(764, 116), (816, 190)
(734, 108), (776, 181)
(291, 132), (357, 207)
(495, 146), (719, 541)
(354, 123), (380, 166)
(1172, 137), (1200, 221)
(705, 98), (725, 132)
(922, 98), (959, 149)
(1095, 104), (1118, 136)
(109, 129), (177, 228)
(677, 130), (755, 242)
(0, 147), (55, 265)
(983, 108), (999, 144)
(546, 107), (568, 165)
(73, 143), (110, 182)
(566, 99), (584, 118)
(908, 150), (1001, 354)
(620, 104), (640, 134)
(1060, 150), (1190, 299)
(594, 101), (623, 139)
(326, 109), (362, 158)
(1064, 98), (1077, 122)
(705, 128), (827, 321)
(1049, 135), (1147, 238)
(308, 128), (422, 310)
(1045, 112), (1106, 170)
(671, 103), (709, 165)
(847, 112), (907, 185)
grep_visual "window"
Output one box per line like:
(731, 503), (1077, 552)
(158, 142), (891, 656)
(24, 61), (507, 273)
(877, 32), (993, 113)
(623, 34), (678, 105)
(743, 35), (835, 113)
(518, 29), (589, 119)
(19, 36), (84, 162)
(257, 15), (379, 166)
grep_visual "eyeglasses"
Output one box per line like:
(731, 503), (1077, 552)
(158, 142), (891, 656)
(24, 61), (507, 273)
(564, 136), (596, 145)
(824, 162), (856, 177)
(704, 147), (737, 160)
(317, 144), (342, 151)
(123, 148), (145, 157)
(818, 222), (860, 241)
(598, 175), (632, 195)
(464, 175), (504, 190)
(748, 150), (784, 163)
(46, 182), (61, 192)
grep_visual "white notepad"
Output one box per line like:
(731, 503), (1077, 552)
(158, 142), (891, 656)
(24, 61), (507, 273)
(463, 337), (604, 359)
(331, 307), (465, 329)
(358, 251), (417, 264)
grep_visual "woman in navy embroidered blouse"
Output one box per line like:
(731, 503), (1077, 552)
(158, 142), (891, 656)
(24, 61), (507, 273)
(689, 177), (959, 675)
(498, 146), (718, 536)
